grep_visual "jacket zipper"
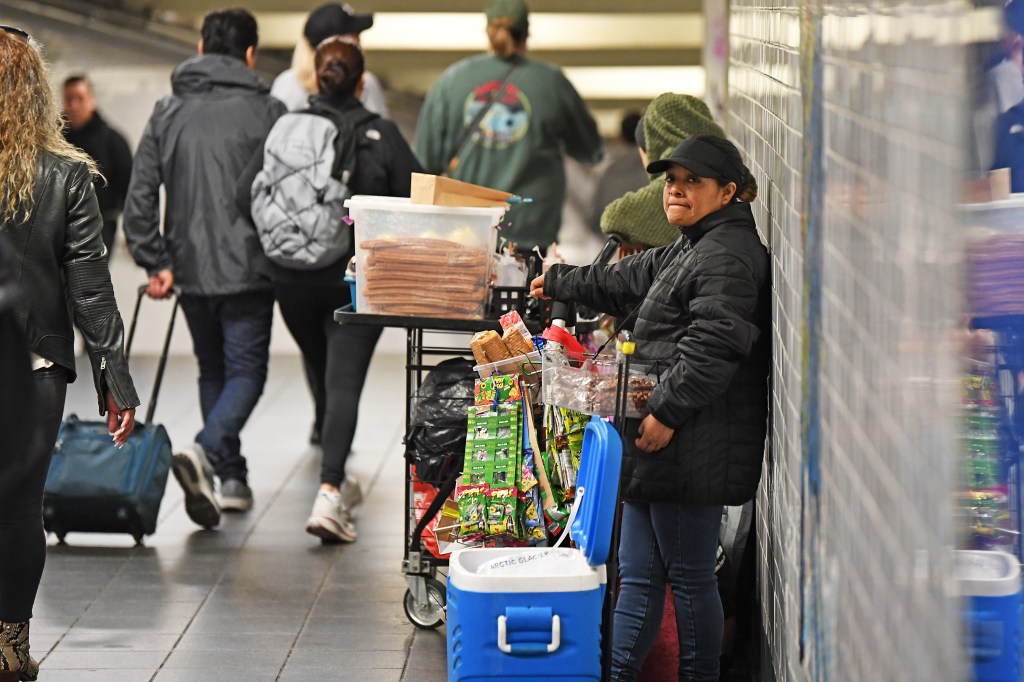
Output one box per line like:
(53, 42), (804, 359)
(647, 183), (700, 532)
(100, 354), (128, 413)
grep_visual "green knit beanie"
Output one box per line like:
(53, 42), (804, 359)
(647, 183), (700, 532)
(643, 93), (726, 166)
(600, 93), (726, 247)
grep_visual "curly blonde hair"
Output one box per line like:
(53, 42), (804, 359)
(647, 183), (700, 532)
(0, 31), (97, 226)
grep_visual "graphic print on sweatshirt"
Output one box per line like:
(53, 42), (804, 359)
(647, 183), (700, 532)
(462, 80), (531, 149)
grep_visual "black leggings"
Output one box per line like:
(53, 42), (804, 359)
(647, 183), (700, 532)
(0, 366), (66, 622)
(274, 282), (382, 487)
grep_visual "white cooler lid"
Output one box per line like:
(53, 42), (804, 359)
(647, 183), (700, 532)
(954, 550), (1021, 597)
(449, 547), (606, 593)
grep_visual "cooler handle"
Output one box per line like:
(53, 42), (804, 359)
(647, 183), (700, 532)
(497, 608), (561, 655)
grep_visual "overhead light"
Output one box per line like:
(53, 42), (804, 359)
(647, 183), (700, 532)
(254, 12), (704, 51)
(563, 66), (704, 99)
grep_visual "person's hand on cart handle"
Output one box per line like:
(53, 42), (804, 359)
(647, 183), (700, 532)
(636, 414), (674, 453)
(529, 274), (550, 300)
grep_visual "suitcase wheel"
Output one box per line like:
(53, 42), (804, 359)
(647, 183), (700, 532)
(132, 533), (145, 546)
(54, 530), (67, 544)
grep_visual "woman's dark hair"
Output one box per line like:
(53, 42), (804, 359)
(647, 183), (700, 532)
(201, 8), (258, 62)
(692, 134), (758, 203)
(315, 37), (365, 98)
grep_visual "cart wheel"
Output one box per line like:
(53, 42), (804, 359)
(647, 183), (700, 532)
(403, 578), (446, 630)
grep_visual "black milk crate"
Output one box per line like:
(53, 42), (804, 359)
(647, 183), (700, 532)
(488, 286), (552, 326)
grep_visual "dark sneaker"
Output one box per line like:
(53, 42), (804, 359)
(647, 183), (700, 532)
(172, 446), (221, 529)
(220, 479), (253, 512)
(305, 489), (356, 543)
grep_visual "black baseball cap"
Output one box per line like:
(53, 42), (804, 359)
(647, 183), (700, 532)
(304, 4), (374, 47)
(646, 138), (743, 186)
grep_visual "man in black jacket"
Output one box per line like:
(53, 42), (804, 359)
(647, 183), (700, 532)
(62, 76), (133, 260)
(124, 8), (286, 528)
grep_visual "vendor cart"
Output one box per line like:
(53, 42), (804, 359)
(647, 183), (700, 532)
(334, 306), (543, 629)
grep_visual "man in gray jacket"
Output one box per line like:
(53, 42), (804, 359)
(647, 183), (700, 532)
(124, 8), (286, 528)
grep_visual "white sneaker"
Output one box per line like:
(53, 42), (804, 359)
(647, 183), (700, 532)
(305, 489), (357, 543)
(339, 474), (363, 511)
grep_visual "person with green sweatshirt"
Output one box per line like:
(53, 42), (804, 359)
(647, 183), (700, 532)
(601, 93), (727, 249)
(414, 0), (603, 251)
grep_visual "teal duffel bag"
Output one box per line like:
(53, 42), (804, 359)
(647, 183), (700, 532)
(43, 285), (178, 546)
(44, 414), (172, 544)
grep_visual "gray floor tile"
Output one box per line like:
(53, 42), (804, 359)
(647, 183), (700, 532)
(154, 669), (280, 682)
(278, 668), (403, 681)
(282, 648), (408, 669)
(38, 669), (157, 682)
(294, 631), (411, 651)
(53, 630), (180, 651)
(162, 648), (289, 669)
(40, 649), (168, 668)
(173, 632), (293, 651)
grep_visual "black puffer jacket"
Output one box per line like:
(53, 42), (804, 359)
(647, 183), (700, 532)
(545, 202), (770, 506)
(124, 54), (286, 295)
(2, 151), (139, 415)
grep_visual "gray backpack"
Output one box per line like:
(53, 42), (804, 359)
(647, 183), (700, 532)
(251, 106), (377, 269)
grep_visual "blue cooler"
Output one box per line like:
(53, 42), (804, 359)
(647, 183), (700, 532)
(447, 418), (622, 681)
(956, 550), (1022, 682)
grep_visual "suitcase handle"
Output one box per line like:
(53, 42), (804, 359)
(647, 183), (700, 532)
(125, 284), (181, 425)
(497, 608), (560, 655)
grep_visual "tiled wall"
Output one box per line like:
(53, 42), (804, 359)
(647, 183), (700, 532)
(729, 2), (965, 679)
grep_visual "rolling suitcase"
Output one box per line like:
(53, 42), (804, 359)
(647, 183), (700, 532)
(43, 285), (179, 545)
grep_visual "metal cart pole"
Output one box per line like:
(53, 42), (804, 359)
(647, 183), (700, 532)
(601, 330), (634, 682)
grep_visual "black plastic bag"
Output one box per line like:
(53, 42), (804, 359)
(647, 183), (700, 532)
(405, 357), (476, 486)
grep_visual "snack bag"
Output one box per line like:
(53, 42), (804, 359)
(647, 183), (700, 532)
(474, 374), (523, 406)
(499, 310), (534, 355)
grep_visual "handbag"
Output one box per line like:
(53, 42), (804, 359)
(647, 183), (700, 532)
(446, 62), (524, 176)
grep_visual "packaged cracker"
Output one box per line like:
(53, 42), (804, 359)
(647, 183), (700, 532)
(499, 310), (534, 355)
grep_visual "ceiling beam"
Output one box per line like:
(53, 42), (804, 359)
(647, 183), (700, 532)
(378, 64), (704, 99)
(340, 48), (703, 70)
(130, 0), (701, 15)
(253, 12), (704, 51)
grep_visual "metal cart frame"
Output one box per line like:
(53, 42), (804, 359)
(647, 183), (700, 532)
(334, 308), (540, 629)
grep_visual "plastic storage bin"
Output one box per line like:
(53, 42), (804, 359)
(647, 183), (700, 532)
(955, 549), (1022, 682)
(473, 351), (542, 383)
(447, 418), (622, 681)
(344, 195), (504, 319)
(542, 350), (658, 419)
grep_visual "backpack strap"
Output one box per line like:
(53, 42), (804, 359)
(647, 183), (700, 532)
(303, 103), (380, 178)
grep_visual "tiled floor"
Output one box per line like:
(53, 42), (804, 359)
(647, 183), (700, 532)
(34, 351), (448, 681)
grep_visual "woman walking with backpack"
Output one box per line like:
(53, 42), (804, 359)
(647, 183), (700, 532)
(241, 36), (422, 543)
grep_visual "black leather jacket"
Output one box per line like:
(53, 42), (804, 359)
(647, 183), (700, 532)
(3, 150), (139, 414)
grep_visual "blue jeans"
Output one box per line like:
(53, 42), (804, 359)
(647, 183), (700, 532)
(179, 291), (273, 484)
(611, 501), (724, 682)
